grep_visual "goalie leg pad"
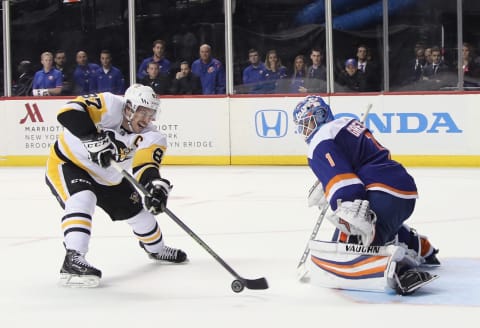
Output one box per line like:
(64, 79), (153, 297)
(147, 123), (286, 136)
(307, 240), (438, 294)
(307, 240), (404, 293)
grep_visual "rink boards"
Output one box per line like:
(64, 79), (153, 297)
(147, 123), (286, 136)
(1, 93), (479, 166)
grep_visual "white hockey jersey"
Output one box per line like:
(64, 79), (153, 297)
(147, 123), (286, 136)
(51, 92), (167, 186)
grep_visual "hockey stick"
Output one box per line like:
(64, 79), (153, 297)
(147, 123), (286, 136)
(296, 201), (329, 280)
(362, 103), (373, 124)
(110, 161), (268, 293)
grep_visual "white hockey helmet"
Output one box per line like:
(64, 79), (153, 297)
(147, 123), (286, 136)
(124, 84), (160, 114)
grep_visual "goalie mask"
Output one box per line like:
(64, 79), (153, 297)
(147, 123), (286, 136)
(293, 95), (334, 142)
(124, 84), (160, 121)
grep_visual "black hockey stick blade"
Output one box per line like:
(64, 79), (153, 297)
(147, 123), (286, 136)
(243, 277), (269, 290)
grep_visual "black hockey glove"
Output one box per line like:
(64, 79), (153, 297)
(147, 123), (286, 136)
(144, 178), (172, 215)
(81, 131), (115, 168)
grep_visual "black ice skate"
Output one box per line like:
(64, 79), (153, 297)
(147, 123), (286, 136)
(139, 242), (187, 263)
(394, 268), (438, 295)
(60, 249), (102, 288)
(423, 248), (441, 266)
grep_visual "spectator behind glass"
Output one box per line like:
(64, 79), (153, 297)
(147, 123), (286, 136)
(300, 48), (327, 93)
(137, 39), (171, 80)
(356, 44), (380, 91)
(242, 48), (266, 94)
(262, 49), (287, 94)
(32, 51), (63, 96)
(409, 45), (427, 83)
(140, 61), (172, 95)
(336, 58), (367, 92)
(93, 49), (125, 95)
(421, 46), (452, 90)
(424, 47), (433, 66)
(12, 60), (34, 96)
(54, 49), (74, 95)
(461, 42), (480, 87)
(73, 50), (100, 95)
(394, 43), (427, 89)
(191, 44), (226, 94)
(171, 61), (202, 95)
(289, 54), (307, 93)
(422, 46), (449, 79)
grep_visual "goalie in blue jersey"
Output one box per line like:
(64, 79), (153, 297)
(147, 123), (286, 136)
(293, 95), (440, 295)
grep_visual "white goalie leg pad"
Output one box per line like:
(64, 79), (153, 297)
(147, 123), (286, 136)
(327, 199), (376, 246)
(307, 240), (406, 293)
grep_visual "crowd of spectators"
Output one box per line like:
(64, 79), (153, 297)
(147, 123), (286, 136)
(11, 39), (218, 97)
(11, 39), (480, 97)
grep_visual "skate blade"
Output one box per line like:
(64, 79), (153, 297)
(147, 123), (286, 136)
(405, 274), (439, 294)
(60, 273), (100, 288)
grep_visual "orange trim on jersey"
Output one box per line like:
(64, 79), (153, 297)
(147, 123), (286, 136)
(366, 182), (418, 196)
(324, 173), (359, 198)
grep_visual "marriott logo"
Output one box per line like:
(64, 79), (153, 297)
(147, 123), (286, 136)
(19, 103), (44, 124)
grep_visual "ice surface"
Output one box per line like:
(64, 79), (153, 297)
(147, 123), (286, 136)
(1, 166), (479, 327)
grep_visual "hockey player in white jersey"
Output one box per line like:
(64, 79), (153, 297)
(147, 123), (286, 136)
(293, 95), (439, 295)
(45, 84), (187, 287)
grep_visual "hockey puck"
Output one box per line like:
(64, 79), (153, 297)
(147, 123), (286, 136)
(231, 279), (245, 293)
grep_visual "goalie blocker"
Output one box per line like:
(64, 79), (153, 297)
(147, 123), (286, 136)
(307, 240), (438, 295)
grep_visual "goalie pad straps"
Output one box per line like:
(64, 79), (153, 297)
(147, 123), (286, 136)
(327, 199), (376, 246)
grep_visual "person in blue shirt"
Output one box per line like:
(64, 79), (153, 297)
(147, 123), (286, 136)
(289, 54), (307, 93)
(191, 44), (226, 94)
(262, 49), (287, 93)
(242, 48), (266, 94)
(32, 52), (63, 96)
(93, 49), (125, 95)
(72, 50), (100, 95)
(137, 40), (171, 81)
(140, 61), (172, 95)
(300, 48), (327, 93)
(293, 95), (440, 294)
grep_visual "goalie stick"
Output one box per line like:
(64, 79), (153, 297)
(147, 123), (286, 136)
(297, 103), (372, 280)
(110, 160), (269, 293)
(296, 200), (329, 280)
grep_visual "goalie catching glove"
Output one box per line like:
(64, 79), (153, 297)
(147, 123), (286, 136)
(81, 131), (116, 168)
(327, 199), (377, 246)
(144, 178), (172, 215)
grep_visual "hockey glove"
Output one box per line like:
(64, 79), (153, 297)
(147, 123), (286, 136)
(144, 178), (172, 215)
(327, 199), (377, 246)
(81, 131), (115, 168)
